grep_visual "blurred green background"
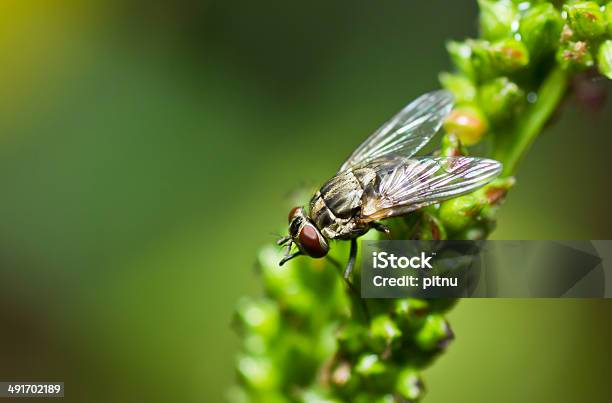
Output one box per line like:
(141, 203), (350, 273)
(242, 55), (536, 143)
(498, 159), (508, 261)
(0, 1), (610, 402)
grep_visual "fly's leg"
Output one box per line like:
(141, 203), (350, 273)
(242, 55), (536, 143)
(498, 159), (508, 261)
(277, 236), (298, 266)
(327, 254), (356, 290)
(277, 236), (291, 246)
(372, 222), (391, 235)
(279, 250), (302, 266)
(344, 238), (357, 280)
(327, 247), (370, 322)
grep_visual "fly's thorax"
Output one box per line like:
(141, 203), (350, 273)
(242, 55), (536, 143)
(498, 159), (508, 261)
(317, 170), (364, 219)
(307, 167), (378, 238)
(309, 192), (334, 229)
(309, 191), (369, 240)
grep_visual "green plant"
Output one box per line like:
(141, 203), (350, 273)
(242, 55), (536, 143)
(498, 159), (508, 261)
(230, 1), (611, 402)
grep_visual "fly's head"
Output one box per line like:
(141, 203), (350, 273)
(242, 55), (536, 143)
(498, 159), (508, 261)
(277, 206), (329, 266)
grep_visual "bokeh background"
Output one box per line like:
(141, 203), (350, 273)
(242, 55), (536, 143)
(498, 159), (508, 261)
(0, 1), (611, 402)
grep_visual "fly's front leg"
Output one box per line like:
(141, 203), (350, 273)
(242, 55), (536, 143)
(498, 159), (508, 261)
(276, 236), (291, 246)
(344, 238), (358, 280)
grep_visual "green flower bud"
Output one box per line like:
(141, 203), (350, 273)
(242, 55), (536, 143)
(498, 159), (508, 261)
(473, 177), (516, 206)
(598, 40), (612, 79)
(443, 106), (489, 146)
(369, 314), (402, 351)
(234, 297), (280, 338)
(440, 132), (468, 157)
(438, 195), (485, 233)
(453, 178), (515, 240)
(394, 298), (429, 320)
(414, 315), (454, 351)
(478, 0), (519, 41)
(477, 205), (499, 229)
(456, 224), (489, 241)
(564, 2), (607, 39)
(337, 322), (367, 355)
(478, 77), (524, 123)
(394, 299), (430, 340)
(488, 38), (530, 72)
(330, 361), (353, 388)
(447, 40), (497, 81)
(439, 72), (476, 104)
(519, 2), (564, 59)
(237, 355), (279, 390)
(560, 24), (575, 43)
(446, 41), (477, 79)
(395, 368), (425, 401)
(258, 246), (316, 314)
(355, 354), (386, 377)
(278, 333), (323, 384)
(556, 41), (595, 71)
(243, 334), (267, 355)
(470, 40), (496, 79)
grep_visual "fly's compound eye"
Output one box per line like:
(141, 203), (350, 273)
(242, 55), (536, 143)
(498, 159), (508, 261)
(288, 206), (304, 223)
(297, 222), (329, 258)
(288, 215), (302, 238)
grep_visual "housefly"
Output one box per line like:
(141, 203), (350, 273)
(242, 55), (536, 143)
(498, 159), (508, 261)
(277, 90), (501, 281)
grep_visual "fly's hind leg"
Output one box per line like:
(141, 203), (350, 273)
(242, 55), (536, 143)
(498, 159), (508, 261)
(344, 238), (357, 280)
(327, 239), (369, 322)
(372, 221), (391, 235)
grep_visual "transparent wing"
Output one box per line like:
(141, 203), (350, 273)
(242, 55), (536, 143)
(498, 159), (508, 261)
(338, 90), (454, 173)
(360, 156), (502, 221)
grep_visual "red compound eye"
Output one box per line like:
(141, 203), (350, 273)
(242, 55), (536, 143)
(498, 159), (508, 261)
(288, 206), (303, 223)
(298, 222), (328, 258)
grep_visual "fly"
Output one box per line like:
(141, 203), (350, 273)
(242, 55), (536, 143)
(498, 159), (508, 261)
(277, 90), (501, 282)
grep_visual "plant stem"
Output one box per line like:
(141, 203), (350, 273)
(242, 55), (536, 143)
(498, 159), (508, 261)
(500, 66), (568, 175)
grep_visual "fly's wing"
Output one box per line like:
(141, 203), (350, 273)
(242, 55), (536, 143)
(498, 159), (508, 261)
(338, 90), (453, 173)
(360, 156), (502, 221)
